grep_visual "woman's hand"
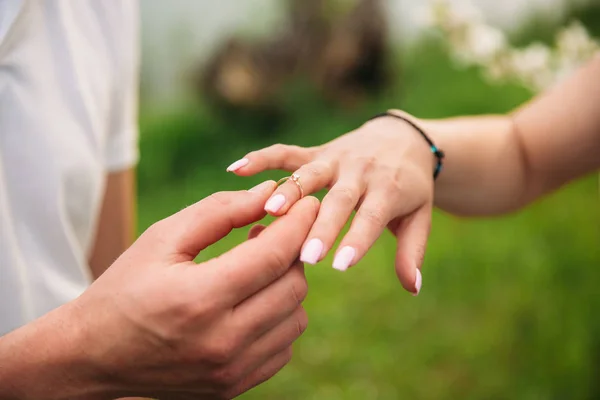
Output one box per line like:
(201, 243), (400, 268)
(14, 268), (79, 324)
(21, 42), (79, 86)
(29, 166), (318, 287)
(227, 112), (438, 295)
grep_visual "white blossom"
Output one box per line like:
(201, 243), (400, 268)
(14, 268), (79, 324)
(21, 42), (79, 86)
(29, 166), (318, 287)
(556, 21), (598, 58)
(425, 0), (600, 195)
(426, 0), (599, 92)
(464, 23), (506, 63)
(508, 43), (554, 90)
(426, 0), (483, 30)
(554, 21), (600, 83)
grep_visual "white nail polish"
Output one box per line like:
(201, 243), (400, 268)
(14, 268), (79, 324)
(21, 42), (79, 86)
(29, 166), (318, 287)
(300, 238), (324, 265)
(332, 246), (356, 271)
(264, 194), (286, 213)
(413, 269), (422, 296)
(227, 158), (249, 172)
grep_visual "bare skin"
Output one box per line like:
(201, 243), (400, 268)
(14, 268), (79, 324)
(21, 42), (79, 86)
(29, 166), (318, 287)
(227, 54), (600, 295)
(0, 182), (320, 400)
(89, 168), (137, 280)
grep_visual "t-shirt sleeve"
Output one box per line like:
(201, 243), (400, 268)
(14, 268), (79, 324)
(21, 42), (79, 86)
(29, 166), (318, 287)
(104, 98), (139, 172)
(104, 4), (140, 172)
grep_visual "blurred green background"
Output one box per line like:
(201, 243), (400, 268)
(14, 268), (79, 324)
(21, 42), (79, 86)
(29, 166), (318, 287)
(136, 2), (600, 399)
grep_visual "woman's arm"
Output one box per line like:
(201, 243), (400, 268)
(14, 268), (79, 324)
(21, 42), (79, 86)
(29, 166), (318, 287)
(420, 54), (600, 216)
(227, 55), (600, 293)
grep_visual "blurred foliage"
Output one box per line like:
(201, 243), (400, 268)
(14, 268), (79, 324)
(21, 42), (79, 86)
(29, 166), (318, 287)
(136, 10), (600, 399)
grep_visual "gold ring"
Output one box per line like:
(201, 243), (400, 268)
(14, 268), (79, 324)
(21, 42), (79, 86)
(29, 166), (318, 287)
(277, 173), (304, 198)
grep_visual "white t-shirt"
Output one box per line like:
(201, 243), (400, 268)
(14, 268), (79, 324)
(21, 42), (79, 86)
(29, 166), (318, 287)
(0, 0), (140, 334)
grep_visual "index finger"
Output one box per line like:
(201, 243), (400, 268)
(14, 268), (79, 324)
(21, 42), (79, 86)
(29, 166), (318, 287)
(153, 181), (277, 261)
(205, 196), (320, 306)
(226, 144), (315, 176)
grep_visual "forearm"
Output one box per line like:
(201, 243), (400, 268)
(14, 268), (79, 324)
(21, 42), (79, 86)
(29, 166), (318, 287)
(0, 304), (109, 400)
(89, 169), (136, 279)
(405, 54), (600, 216)
(419, 114), (530, 216)
(386, 109), (530, 215)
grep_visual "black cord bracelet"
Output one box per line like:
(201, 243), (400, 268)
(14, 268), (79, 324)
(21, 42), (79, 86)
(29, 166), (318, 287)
(368, 111), (445, 179)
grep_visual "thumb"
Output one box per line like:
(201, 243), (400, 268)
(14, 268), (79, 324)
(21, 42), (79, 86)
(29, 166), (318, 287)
(390, 204), (432, 296)
(157, 181), (277, 261)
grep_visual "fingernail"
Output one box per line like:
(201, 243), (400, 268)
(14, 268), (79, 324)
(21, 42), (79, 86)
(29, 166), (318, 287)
(226, 158), (249, 172)
(248, 181), (272, 193)
(332, 246), (356, 271)
(413, 269), (422, 296)
(300, 238), (324, 265)
(264, 194), (286, 213)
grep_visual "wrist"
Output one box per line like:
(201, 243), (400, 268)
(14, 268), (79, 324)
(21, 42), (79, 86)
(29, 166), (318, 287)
(0, 302), (113, 400)
(382, 110), (445, 179)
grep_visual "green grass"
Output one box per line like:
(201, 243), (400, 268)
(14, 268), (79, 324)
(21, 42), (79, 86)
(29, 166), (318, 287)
(136, 39), (600, 399)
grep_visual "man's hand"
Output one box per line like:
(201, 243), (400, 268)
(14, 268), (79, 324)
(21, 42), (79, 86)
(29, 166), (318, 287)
(0, 181), (320, 400)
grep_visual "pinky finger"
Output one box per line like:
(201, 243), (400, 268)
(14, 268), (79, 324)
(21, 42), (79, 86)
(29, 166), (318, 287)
(390, 205), (432, 295)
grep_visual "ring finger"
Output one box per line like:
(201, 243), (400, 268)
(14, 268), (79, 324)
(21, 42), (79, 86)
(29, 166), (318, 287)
(264, 159), (335, 216)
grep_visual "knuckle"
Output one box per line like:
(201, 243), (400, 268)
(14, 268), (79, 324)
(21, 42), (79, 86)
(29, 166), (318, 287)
(295, 307), (309, 336)
(207, 191), (233, 208)
(269, 143), (290, 157)
(357, 206), (387, 228)
(264, 249), (290, 280)
(187, 296), (221, 322)
(204, 337), (238, 365)
(357, 155), (378, 172)
(303, 160), (331, 179)
(283, 346), (294, 363)
(164, 304), (203, 344)
(245, 149), (260, 159)
(288, 144), (305, 154)
(388, 175), (405, 193)
(375, 168), (404, 192)
(310, 196), (321, 213)
(251, 366), (282, 392)
(144, 219), (166, 237)
(141, 220), (170, 248)
(328, 186), (359, 206)
(306, 145), (322, 158)
(210, 365), (240, 389)
(289, 273), (308, 306)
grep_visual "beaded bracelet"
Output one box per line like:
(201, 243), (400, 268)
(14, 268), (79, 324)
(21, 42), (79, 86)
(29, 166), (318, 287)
(368, 111), (445, 179)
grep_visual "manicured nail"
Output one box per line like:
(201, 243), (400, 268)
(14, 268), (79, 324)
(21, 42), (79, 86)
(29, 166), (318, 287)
(248, 181), (272, 193)
(264, 194), (286, 213)
(332, 246), (356, 271)
(300, 238), (324, 265)
(226, 158), (249, 172)
(413, 269), (422, 296)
